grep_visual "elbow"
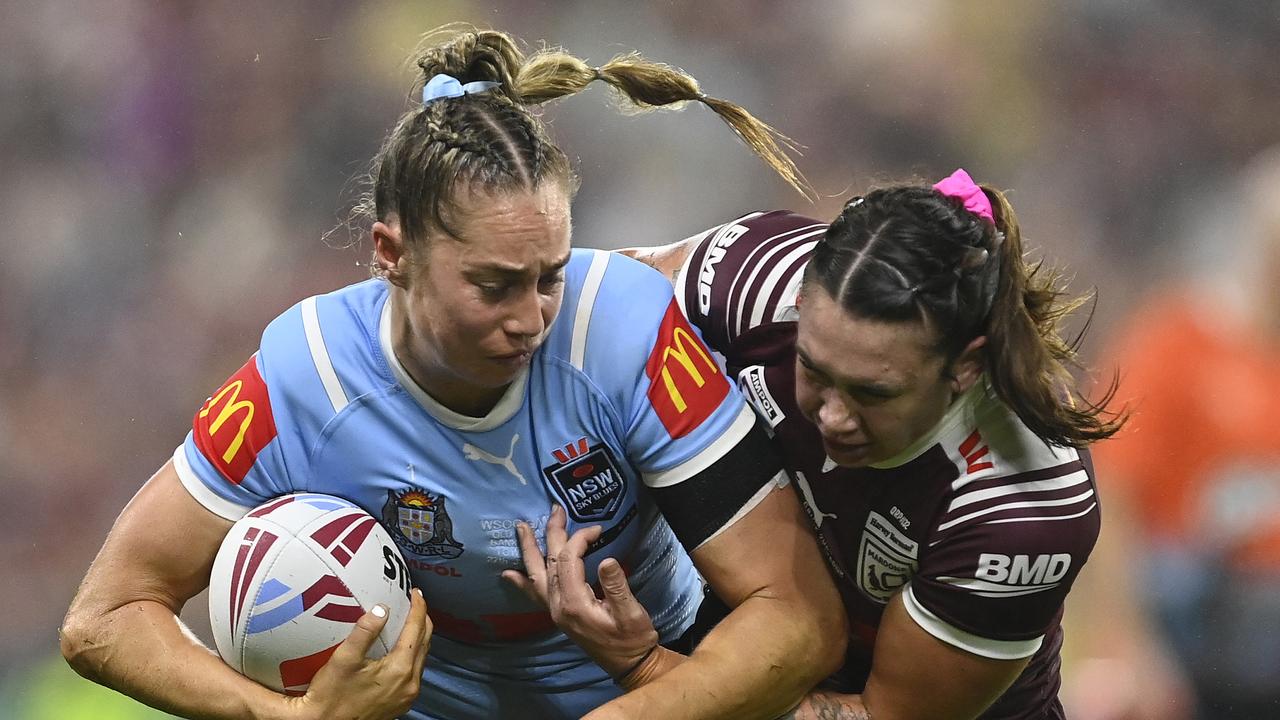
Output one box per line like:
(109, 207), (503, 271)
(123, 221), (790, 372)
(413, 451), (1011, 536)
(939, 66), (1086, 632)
(59, 610), (106, 682)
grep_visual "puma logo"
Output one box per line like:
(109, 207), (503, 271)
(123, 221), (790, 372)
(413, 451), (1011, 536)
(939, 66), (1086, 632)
(463, 434), (526, 485)
(794, 470), (838, 527)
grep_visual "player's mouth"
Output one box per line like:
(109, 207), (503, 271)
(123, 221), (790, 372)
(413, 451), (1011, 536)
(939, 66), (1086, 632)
(490, 349), (533, 367)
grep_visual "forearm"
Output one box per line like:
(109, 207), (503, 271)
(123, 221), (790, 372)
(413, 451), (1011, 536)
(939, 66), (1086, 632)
(62, 598), (292, 720)
(589, 594), (841, 719)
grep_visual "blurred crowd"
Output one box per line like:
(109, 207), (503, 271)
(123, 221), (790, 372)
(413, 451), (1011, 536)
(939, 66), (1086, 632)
(4, 1), (1280, 717)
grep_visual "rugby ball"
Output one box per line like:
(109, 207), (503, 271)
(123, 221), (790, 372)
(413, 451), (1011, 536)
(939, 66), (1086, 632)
(208, 493), (413, 696)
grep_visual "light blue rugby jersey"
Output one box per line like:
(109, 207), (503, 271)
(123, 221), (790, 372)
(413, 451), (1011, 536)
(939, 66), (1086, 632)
(174, 250), (769, 715)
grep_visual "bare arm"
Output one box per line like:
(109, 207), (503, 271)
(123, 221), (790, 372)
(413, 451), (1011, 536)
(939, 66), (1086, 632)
(512, 484), (847, 720)
(783, 591), (1029, 720)
(59, 460), (431, 720)
(616, 236), (700, 289)
(603, 484), (847, 719)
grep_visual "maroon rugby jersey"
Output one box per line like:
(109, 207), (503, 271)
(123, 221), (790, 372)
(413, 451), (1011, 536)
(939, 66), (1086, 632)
(675, 211), (1100, 720)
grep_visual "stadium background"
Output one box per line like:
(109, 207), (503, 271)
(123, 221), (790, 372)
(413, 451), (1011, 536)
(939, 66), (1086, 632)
(2, 1), (1278, 717)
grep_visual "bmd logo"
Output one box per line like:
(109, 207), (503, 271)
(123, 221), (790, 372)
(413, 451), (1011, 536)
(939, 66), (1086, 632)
(975, 553), (1072, 585)
(645, 299), (728, 438)
(194, 354), (277, 485)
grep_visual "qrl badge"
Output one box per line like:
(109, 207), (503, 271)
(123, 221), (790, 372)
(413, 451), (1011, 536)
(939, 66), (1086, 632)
(381, 488), (464, 559)
(855, 511), (919, 604)
(543, 438), (627, 523)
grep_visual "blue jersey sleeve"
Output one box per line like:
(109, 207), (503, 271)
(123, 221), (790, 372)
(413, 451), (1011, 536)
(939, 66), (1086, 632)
(578, 253), (784, 548)
(174, 300), (338, 519)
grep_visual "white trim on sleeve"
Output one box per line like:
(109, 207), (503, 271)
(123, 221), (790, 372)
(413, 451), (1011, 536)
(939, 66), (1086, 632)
(172, 445), (253, 521)
(302, 296), (349, 413)
(571, 251), (610, 370)
(901, 583), (1043, 660)
(693, 470), (789, 550)
(642, 404), (756, 488)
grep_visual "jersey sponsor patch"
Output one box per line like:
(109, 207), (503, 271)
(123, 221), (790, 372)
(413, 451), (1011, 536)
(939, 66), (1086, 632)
(645, 299), (730, 438)
(194, 354), (278, 485)
(856, 511), (919, 603)
(543, 438), (627, 522)
(737, 365), (784, 428)
(696, 221), (751, 315)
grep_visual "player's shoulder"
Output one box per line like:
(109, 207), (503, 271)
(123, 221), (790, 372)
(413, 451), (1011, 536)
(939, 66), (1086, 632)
(546, 249), (681, 363)
(256, 278), (392, 416)
(676, 210), (826, 347)
(927, 382), (1099, 545)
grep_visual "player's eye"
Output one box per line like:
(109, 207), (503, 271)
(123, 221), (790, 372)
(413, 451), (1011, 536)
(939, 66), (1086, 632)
(538, 271), (565, 293)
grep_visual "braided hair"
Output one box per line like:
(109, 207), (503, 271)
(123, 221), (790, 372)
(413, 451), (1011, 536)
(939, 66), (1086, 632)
(356, 25), (810, 260)
(803, 181), (1123, 448)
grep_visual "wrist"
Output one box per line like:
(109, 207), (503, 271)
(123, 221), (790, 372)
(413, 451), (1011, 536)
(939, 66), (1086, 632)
(616, 644), (674, 691)
(611, 643), (659, 686)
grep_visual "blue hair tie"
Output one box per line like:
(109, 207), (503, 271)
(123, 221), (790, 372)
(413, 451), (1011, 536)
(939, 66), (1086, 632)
(422, 73), (501, 105)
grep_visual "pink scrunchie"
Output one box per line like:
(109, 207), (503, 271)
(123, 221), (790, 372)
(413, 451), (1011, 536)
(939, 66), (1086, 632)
(933, 168), (994, 223)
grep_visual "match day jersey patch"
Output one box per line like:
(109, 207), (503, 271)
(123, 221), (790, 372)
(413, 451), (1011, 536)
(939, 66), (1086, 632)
(194, 354), (278, 485)
(380, 488), (464, 560)
(645, 299), (730, 439)
(856, 511), (919, 604)
(543, 439), (626, 523)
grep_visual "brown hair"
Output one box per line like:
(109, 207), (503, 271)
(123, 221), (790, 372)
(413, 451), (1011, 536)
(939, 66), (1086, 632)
(355, 25), (809, 267)
(804, 181), (1124, 448)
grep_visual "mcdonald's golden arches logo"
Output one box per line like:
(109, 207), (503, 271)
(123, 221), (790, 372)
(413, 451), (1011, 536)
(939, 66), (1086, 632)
(193, 354), (278, 485)
(645, 300), (729, 438)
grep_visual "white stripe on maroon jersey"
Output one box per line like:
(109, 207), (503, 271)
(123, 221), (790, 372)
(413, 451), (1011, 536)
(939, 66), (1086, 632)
(727, 224), (824, 335)
(936, 486), (1096, 532)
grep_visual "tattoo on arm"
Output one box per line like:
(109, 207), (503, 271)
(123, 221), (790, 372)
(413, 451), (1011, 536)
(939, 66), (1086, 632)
(777, 691), (871, 720)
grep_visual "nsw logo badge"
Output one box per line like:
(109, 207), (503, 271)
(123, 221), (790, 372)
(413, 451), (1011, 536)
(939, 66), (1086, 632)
(543, 438), (627, 523)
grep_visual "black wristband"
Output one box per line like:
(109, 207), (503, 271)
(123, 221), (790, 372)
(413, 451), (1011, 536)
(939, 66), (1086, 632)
(612, 644), (660, 685)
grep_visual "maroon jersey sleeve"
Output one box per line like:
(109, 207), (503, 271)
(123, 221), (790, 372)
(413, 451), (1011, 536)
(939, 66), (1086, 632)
(676, 211), (827, 353)
(906, 440), (1101, 659)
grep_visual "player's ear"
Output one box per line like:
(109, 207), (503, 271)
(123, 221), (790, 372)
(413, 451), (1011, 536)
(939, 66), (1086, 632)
(947, 335), (987, 394)
(373, 221), (411, 288)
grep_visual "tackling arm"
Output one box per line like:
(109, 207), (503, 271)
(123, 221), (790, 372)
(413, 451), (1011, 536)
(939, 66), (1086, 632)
(587, 482), (848, 719)
(781, 591), (1029, 720)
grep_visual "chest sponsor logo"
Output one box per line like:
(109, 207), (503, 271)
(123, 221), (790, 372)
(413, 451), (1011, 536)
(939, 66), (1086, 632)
(856, 510), (919, 604)
(193, 354), (278, 485)
(381, 485), (463, 560)
(737, 365), (784, 428)
(462, 433), (526, 485)
(543, 438), (627, 522)
(697, 222), (750, 315)
(645, 299), (730, 439)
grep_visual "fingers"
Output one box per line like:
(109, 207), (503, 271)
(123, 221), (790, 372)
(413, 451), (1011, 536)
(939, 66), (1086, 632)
(597, 557), (639, 608)
(544, 504), (569, 559)
(508, 520), (549, 604)
(331, 602), (391, 667)
(409, 589), (432, 678)
(392, 586), (429, 657)
(553, 525), (604, 609)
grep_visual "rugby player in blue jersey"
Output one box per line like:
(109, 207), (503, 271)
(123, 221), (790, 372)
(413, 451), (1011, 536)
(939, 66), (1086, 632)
(59, 27), (845, 720)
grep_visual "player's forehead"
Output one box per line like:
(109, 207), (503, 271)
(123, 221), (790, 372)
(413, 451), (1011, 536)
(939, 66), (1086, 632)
(433, 184), (572, 271)
(797, 290), (938, 385)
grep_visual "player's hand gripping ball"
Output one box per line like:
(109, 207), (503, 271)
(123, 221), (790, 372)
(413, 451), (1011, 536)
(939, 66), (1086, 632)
(208, 493), (413, 695)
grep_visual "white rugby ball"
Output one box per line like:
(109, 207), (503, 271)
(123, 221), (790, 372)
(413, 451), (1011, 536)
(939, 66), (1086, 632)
(208, 493), (412, 696)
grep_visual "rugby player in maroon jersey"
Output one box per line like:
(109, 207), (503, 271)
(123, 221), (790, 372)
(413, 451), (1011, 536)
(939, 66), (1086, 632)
(515, 170), (1123, 719)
